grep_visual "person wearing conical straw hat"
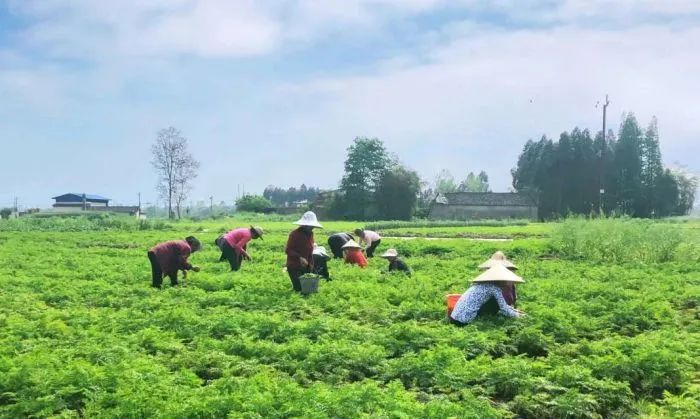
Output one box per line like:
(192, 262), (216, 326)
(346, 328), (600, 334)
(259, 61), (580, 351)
(312, 245), (332, 280)
(342, 239), (368, 268)
(450, 265), (526, 325)
(380, 248), (411, 276)
(216, 226), (264, 272)
(478, 251), (518, 312)
(285, 211), (323, 292)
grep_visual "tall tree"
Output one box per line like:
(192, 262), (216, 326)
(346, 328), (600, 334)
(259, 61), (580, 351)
(375, 164), (421, 220)
(339, 137), (391, 219)
(459, 171), (490, 192)
(151, 127), (199, 219)
(640, 117), (664, 216)
(435, 169), (459, 193)
(614, 114), (644, 216)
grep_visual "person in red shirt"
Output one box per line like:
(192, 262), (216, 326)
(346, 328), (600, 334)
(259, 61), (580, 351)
(285, 211), (323, 292)
(342, 239), (368, 268)
(216, 226), (264, 272)
(147, 236), (201, 288)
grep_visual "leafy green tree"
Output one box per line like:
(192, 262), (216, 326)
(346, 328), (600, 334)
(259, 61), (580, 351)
(459, 171), (490, 192)
(614, 114), (644, 216)
(375, 164), (421, 220)
(339, 137), (391, 220)
(0, 208), (12, 219)
(435, 169), (458, 193)
(640, 117), (664, 216)
(671, 170), (698, 215)
(235, 195), (274, 213)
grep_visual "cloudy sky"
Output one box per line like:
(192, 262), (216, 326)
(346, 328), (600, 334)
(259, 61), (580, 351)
(1, 0), (699, 208)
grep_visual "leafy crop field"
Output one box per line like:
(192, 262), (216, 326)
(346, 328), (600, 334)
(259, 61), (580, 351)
(0, 217), (698, 418)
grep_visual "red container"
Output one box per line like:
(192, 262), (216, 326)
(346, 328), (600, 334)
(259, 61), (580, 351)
(446, 294), (462, 317)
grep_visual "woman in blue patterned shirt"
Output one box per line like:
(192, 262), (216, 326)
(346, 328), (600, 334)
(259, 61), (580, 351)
(450, 264), (526, 325)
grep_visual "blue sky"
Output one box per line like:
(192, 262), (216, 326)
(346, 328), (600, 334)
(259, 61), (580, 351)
(1, 0), (699, 208)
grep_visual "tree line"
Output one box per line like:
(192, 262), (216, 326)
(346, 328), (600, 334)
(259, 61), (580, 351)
(150, 114), (696, 220)
(511, 114), (697, 219)
(262, 185), (322, 207)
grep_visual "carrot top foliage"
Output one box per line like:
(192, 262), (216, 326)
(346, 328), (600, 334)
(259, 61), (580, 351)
(0, 218), (698, 418)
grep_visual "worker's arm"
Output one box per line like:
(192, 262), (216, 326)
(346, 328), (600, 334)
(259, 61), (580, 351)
(494, 288), (521, 317)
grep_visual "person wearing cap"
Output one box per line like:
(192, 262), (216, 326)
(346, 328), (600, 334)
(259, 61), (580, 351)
(450, 265), (526, 325)
(342, 240), (368, 268)
(312, 245), (332, 280)
(327, 232), (355, 259)
(286, 211), (322, 292)
(354, 228), (382, 258)
(380, 248), (411, 276)
(477, 251), (518, 315)
(218, 226), (264, 272)
(147, 236), (201, 288)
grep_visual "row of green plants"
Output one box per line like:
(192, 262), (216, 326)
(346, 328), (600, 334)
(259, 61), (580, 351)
(0, 219), (698, 417)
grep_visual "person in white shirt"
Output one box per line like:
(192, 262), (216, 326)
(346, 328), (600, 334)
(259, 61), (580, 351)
(354, 228), (382, 257)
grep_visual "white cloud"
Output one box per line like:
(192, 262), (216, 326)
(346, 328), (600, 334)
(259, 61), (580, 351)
(278, 24), (700, 189)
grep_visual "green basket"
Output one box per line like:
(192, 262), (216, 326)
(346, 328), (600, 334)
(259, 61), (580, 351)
(299, 274), (321, 295)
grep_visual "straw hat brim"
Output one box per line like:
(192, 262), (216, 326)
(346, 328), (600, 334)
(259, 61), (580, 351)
(294, 220), (323, 228)
(472, 265), (524, 283)
(380, 250), (398, 258)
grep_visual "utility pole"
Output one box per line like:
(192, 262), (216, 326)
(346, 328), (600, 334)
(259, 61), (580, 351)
(210, 196), (213, 215)
(599, 94), (610, 214)
(138, 192), (141, 209)
(14, 196), (18, 217)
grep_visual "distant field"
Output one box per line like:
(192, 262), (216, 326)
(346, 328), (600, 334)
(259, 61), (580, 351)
(0, 217), (698, 417)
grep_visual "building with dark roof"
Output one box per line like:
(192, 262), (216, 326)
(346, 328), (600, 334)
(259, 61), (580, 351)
(428, 192), (538, 220)
(52, 193), (110, 209)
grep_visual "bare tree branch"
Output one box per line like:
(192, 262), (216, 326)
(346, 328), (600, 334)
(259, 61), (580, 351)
(151, 127), (199, 219)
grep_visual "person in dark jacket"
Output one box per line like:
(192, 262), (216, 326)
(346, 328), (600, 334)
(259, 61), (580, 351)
(327, 232), (354, 258)
(380, 248), (411, 276)
(147, 236), (201, 288)
(285, 211), (322, 292)
(312, 245), (332, 280)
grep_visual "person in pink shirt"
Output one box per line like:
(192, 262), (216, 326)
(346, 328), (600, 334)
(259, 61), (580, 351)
(217, 226), (264, 271)
(354, 228), (382, 257)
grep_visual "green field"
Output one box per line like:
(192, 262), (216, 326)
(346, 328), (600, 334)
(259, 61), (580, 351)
(0, 217), (698, 418)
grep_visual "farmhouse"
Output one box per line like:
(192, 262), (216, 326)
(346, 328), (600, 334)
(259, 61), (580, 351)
(52, 193), (110, 209)
(429, 192), (538, 220)
(51, 193), (140, 216)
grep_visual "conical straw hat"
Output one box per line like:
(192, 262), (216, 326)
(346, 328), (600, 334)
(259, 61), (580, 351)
(380, 248), (398, 258)
(472, 264), (524, 283)
(478, 250), (517, 270)
(341, 239), (362, 249)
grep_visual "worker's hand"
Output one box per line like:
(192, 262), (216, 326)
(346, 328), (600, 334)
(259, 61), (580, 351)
(299, 257), (309, 267)
(192, 266), (201, 272)
(182, 270), (188, 279)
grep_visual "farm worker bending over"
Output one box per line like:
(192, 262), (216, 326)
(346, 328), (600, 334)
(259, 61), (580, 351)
(327, 232), (355, 259)
(477, 251), (518, 314)
(217, 226), (264, 271)
(354, 228), (382, 257)
(286, 211), (322, 292)
(342, 239), (368, 268)
(312, 245), (332, 280)
(380, 248), (411, 276)
(147, 236), (201, 288)
(450, 265), (526, 325)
